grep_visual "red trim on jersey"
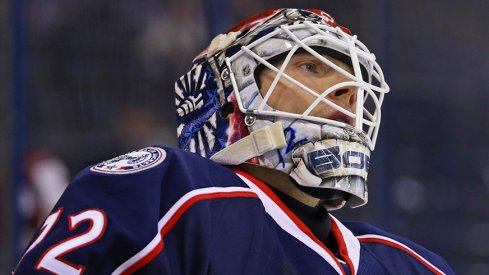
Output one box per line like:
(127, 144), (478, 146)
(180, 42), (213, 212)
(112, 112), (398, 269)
(233, 169), (348, 275)
(330, 218), (355, 275)
(359, 237), (443, 275)
(121, 191), (258, 275)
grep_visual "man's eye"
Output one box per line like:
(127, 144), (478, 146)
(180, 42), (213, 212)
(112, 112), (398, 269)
(299, 63), (317, 73)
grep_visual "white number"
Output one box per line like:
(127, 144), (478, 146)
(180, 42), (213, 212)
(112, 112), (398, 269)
(34, 209), (107, 275)
(24, 208), (64, 255)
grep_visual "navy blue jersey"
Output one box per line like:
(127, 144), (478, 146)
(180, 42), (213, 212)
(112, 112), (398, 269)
(14, 146), (454, 275)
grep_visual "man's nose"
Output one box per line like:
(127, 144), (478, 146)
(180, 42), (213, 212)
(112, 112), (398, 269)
(327, 86), (356, 112)
(309, 85), (357, 121)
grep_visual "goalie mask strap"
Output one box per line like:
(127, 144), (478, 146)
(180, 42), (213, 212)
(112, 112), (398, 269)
(210, 122), (286, 165)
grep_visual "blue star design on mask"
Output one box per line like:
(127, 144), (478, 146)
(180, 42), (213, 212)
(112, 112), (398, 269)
(203, 89), (220, 108)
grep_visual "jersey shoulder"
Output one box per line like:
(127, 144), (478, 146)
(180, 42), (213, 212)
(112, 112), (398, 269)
(62, 145), (250, 220)
(344, 221), (455, 275)
(73, 145), (247, 193)
(13, 146), (252, 274)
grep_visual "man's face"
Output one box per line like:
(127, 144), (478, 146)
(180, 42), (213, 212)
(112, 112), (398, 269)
(258, 52), (356, 125)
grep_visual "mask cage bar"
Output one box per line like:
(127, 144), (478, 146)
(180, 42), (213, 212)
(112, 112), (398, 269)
(302, 21), (389, 144)
(226, 22), (389, 149)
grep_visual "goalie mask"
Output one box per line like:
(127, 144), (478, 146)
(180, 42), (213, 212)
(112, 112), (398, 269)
(175, 8), (389, 209)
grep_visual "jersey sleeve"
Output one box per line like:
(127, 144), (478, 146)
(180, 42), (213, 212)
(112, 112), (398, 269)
(13, 146), (180, 274)
(345, 221), (455, 275)
(13, 146), (255, 274)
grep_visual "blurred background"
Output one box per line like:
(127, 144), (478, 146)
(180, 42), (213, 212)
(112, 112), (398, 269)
(1, 0), (488, 273)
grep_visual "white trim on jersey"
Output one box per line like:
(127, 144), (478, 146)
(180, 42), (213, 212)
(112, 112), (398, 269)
(111, 186), (256, 275)
(236, 173), (347, 275)
(330, 215), (361, 274)
(356, 234), (445, 275)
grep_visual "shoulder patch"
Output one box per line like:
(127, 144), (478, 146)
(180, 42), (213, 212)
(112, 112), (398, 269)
(90, 147), (166, 174)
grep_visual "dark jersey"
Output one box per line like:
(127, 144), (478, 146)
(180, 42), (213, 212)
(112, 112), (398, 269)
(14, 146), (454, 275)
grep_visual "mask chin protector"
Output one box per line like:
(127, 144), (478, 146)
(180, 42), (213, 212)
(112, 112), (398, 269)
(289, 138), (370, 209)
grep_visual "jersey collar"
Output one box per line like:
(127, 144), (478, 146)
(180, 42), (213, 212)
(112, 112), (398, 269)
(233, 168), (360, 275)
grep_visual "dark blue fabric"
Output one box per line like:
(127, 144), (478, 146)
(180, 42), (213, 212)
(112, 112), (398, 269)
(345, 221), (455, 275)
(14, 146), (454, 275)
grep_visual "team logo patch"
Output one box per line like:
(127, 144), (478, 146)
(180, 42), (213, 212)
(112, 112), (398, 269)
(90, 147), (166, 174)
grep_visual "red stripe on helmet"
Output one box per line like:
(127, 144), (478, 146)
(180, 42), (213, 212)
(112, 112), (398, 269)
(226, 9), (283, 33)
